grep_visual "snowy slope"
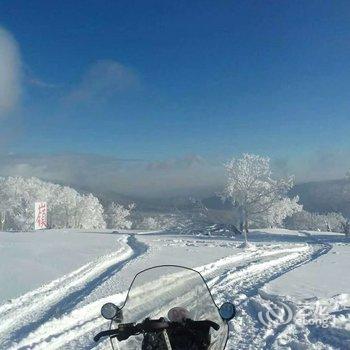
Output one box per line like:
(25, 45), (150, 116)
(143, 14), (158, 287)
(0, 229), (126, 302)
(259, 231), (350, 350)
(0, 229), (349, 349)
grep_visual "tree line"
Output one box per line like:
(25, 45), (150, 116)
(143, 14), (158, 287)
(1, 153), (349, 235)
(0, 177), (132, 231)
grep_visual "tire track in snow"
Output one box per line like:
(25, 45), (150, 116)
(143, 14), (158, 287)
(261, 235), (333, 350)
(3, 236), (325, 350)
(9, 244), (262, 349)
(0, 234), (148, 349)
(221, 241), (333, 350)
(189, 243), (315, 349)
(12, 242), (312, 349)
(73, 240), (331, 350)
(9, 241), (285, 349)
(14, 294), (126, 350)
(0, 248), (128, 345)
(0, 235), (126, 317)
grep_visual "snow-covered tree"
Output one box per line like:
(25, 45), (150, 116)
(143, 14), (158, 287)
(0, 181), (8, 231)
(285, 210), (347, 233)
(135, 214), (179, 230)
(49, 185), (80, 228)
(222, 154), (301, 244)
(285, 210), (318, 231)
(0, 209), (6, 231)
(324, 212), (347, 232)
(156, 214), (180, 230)
(0, 176), (41, 230)
(105, 202), (135, 230)
(261, 196), (302, 228)
(0, 176), (106, 230)
(76, 194), (106, 229)
(140, 217), (160, 230)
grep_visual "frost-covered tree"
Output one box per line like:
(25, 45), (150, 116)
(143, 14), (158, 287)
(76, 194), (106, 229)
(324, 212), (347, 232)
(105, 202), (135, 230)
(222, 154), (301, 244)
(0, 176), (43, 230)
(0, 210), (5, 231)
(0, 176), (106, 230)
(285, 210), (320, 231)
(285, 210), (347, 233)
(49, 185), (79, 228)
(136, 214), (179, 231)
(0, 184), (8, 230)
(140, 217), (160, 230)
(262, 196), (302, 228)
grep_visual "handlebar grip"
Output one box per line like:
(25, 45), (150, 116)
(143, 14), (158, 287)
(185, 319), (220, 331)
(94, 319), (220, 343)
(94, 329), (119, 342)
(207, 320), (220, 331)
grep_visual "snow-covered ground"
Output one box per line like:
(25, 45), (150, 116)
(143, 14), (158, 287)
(0, 229), (349, 349)
(0, 230), (126, 302)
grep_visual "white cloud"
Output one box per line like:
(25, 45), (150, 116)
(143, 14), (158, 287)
(66, 60), (139, 104)
(27, 77), (58, 89)
(0, 26), (21, 117)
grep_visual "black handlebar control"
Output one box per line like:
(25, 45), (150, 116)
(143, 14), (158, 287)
(94, 318), (220, 343)
(93, 329), (120, 342)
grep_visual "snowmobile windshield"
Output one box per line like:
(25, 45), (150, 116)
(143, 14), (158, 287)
(109, 265), (228, 350)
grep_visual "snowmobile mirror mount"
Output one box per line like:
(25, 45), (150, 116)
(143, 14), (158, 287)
(101, 303), (123, 321)
(219, 302), (236, 321)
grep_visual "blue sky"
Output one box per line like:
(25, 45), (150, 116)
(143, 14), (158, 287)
(0, 1), (350, 194)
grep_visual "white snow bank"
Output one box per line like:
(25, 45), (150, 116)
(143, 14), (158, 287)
(266, 244), (350, 299)
(0, 229), (124, 302)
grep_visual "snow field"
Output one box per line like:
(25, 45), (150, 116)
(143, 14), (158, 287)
(0, 229), (348, 349)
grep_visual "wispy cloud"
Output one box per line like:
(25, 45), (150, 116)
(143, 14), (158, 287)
(27, 77), (58, 89)
(65, 60), (139, 105)
(0, 26), (21, 117)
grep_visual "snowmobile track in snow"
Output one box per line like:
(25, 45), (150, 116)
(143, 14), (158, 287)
(0, 233), (336, 350)
(224, 239), (333, 350)
(259, 234), (334, 350)
(0, 235), (148, 349)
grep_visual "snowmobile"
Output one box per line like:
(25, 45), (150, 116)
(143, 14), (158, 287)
(94, 265), (236, 349)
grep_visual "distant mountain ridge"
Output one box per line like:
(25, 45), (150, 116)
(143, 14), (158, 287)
(54, 178), (350, 218)
(291, 178), (350, 217)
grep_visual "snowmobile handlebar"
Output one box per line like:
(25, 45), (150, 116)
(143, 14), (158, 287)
(94, 318), (220, 342)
